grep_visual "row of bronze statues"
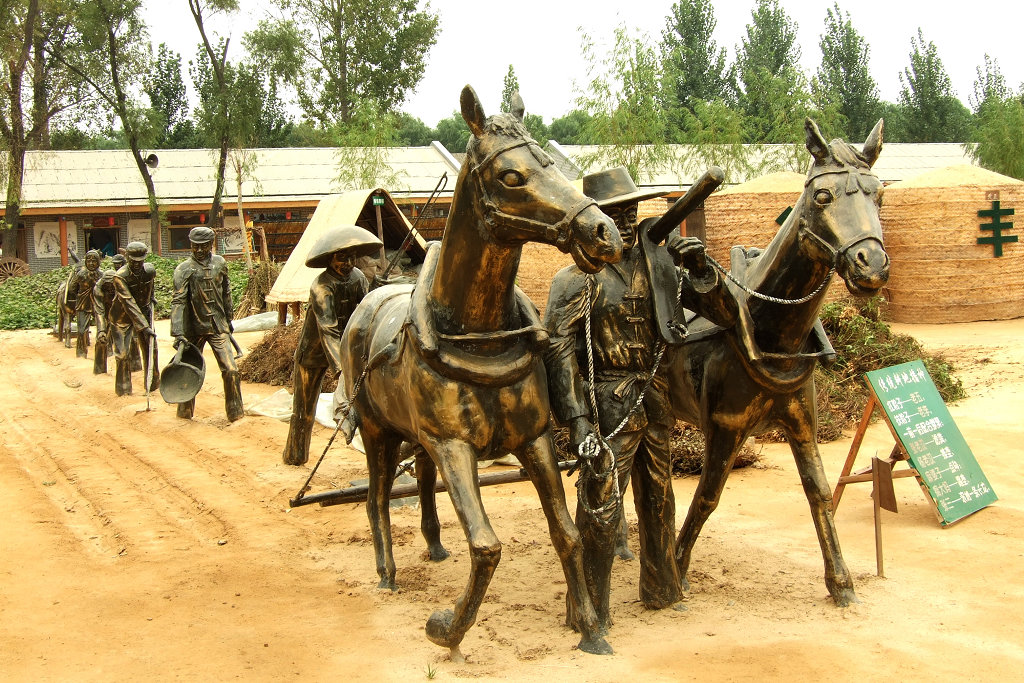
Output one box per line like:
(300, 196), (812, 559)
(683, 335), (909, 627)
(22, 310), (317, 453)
(54, 227), (244, 422)
(51, 83), (891, 660)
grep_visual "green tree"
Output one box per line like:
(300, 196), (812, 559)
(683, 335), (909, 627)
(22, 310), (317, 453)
(659, 0), (731, 138)
(679, 99), (749, 179)
(966, 56), (1024, 180)
(333, 99), (403, 190)
(1, 0), (42, 256)
(813, 3), (880, 140)
(574, 25), (675, 182)
(145, 43), (197, 148)
(188, 0), (240, 229)
(396, 112), (433, 146)
(898, 29), (972, 142)
(549, 109), (594, 144)
(501, 64), (520, 113)
(433, 110), (471, 153)
(245, 0), (438, 128)
(67, 0), (165, 244)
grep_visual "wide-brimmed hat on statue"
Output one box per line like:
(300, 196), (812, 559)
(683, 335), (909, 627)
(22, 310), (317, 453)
(582, 166), (667, 208)
(305, 225), (384, 268)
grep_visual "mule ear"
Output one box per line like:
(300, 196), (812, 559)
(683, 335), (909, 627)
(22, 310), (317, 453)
(862, 119), (884, 168)
(461, 85), (486, 138)
(805, 117), (829, 163)
(510, 91), (525, 121)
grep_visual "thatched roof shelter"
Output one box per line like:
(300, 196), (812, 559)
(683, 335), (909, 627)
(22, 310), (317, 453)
(266, 188), (426, 306)
(880, 165), (1024, 323)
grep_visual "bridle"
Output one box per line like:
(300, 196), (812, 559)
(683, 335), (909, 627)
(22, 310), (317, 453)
(467, 136), (596, 250)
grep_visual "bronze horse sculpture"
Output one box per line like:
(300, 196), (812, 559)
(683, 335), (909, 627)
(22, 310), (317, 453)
(339, 86), (621, 658)
(668, 118), (889, 606)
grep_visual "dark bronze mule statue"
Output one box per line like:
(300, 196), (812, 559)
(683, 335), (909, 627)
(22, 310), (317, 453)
(339, 85), (621, 659)
(669, 118), (889, 606)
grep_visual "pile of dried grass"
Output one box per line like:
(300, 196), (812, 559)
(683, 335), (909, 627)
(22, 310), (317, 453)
(236, 261), (282, 318)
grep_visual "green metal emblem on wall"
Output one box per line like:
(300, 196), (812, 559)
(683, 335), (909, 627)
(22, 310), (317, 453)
(977, 199), (1017, 257)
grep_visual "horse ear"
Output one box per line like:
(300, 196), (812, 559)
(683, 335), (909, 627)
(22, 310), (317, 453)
(805, 117), (829, 163)
(461, 85), (486, 138)
(510, 92), (525, 121)
(862, 119), (884, 168)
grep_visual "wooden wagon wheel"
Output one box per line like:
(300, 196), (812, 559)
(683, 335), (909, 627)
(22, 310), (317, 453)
(0, 256), (30, 283)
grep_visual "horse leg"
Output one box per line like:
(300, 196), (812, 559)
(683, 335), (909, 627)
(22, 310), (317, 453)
(519, 435), (613, 655)
(362, 419), (403, 590)
(778, 391), (857, 606)
(421, 440), (500, 658)
(674, 419), (748, 589)
(412, 444), (448, 561)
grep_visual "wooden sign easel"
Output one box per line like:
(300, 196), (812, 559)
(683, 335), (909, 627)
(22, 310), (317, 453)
(831, 385), (939, 522)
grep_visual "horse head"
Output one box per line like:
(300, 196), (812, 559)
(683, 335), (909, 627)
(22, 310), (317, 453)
(801, 118), (890, 296)
(459, 85), (621, 273)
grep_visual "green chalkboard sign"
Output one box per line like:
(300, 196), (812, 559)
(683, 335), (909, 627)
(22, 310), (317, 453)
(865, 360), (997, 526)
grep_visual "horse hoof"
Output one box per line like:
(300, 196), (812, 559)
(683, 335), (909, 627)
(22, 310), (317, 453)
(577, 635), (613, 655)
(614, 545), (635, 561)
(377, 577), (398, 591)
(448, 646), (465, 664)
(831, 587), (858, 607)
(680, 575), (691, 592)
(427, 545), (450, 562)
(425, 609), (461, 648)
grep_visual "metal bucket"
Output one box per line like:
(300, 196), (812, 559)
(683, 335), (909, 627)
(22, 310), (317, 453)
(159, 342), (206, 404)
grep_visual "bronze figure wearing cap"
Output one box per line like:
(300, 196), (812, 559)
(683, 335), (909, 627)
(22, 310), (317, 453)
(283, 225), (382, 466)
(169, 227), (243, 421)
(543, 166), (738, 630)
(67, 249), (103, 357)
(97, 242), (159, 395)
(93, 254), (128, 375)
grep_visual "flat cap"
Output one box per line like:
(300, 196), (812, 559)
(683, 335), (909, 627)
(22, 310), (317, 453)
(189, 226), (216, 244)
(125, 241), (149, 261)
(305, 225), (383, 268)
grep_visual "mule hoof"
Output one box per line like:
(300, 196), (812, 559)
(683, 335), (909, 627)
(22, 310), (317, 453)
(427, 545), (450, 562)
(377, 576), (398, 591)
(425, 609), (461, 648)
(448, 646), (465, 664)
(680, 575), (691, 592)
(577, 635), (613, 655)
(614, 545), (635, 561)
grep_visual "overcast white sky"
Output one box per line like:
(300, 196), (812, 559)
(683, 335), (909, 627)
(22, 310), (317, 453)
(144, 0), (1024, 130)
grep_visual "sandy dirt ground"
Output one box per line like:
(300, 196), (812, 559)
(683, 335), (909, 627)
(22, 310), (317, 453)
(1, 317), (1022, 682)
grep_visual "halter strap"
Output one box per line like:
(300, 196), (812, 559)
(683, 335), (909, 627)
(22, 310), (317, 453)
(467, 136), (590, 249)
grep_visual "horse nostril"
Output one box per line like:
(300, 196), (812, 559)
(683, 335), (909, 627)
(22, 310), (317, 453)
(596, 222), (606, 242)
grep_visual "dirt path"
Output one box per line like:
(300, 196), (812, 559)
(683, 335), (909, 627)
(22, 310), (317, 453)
(1, 319), (1022, 681)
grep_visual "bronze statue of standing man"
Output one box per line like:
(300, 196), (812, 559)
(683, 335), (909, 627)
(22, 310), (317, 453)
(68, 249), (103, 357)
(544, 167), (737, 629)
(283, 225), (382, 466)
(170, 227), (243, 421)
(96, 242), (159, 395)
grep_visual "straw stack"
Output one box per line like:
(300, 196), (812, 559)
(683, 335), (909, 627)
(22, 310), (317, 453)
(703, 172), (850, 302)
(880, 165), (1024, 323)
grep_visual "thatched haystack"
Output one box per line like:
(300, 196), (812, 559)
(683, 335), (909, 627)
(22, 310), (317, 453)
(704, 172), (849, 301)
(880, 165), (1024, 323)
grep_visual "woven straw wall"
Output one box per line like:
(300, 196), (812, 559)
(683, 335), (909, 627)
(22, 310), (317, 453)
(879, 165), (1024, 323)
(516, 198), (673, 314)
(703, 172), (851, 302)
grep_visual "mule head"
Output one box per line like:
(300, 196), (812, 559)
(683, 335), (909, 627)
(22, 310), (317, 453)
(801, 117), (890, 296)
(460, 85), (621, 273)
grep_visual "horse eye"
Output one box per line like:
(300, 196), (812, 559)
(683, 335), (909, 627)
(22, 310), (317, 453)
(500, 170), (525, 187)
(814, 189), (833, 205)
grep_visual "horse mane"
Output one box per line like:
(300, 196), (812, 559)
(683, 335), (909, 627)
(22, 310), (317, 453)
(826, 138), (871, 170)
(466, 112), (549, 166)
